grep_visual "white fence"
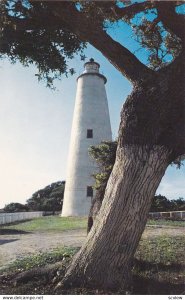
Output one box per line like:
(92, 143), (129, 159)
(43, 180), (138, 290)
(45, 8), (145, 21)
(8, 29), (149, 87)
(0, 211), (43, 225)
(149, 211), (185, 220)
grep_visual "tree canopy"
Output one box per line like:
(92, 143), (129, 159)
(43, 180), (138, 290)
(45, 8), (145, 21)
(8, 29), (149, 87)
(26, 181), (65, 212)
(4, 202), (29, 212)
(0, 1), (184, 87)
(151, 195), (185, 212)
(2, 181), (65, 213)
(89, 140), (117, 190)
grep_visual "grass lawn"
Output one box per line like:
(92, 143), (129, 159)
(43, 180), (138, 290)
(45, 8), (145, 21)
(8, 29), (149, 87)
(0, 216), (87, 232)
(133, 235), (185, 294)
(1, 216), (184, 233)
(147, 219), (185, 227)
(1, 246), (78, 274)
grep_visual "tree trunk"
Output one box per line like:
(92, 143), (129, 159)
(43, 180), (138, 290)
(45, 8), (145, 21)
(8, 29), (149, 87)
(60, 145), (171, 291)
(87, 183), (107, 233)
(59, 65), (184, 292)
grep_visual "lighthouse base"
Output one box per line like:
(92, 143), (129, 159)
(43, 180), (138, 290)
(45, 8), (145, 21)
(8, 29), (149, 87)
(61, 190), (92, 217)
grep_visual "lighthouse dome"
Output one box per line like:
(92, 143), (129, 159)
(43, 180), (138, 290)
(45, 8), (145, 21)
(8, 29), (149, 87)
(83, 58), (100, 74)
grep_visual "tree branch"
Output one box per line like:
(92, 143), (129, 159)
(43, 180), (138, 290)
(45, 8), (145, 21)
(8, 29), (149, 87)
(4, 1), (155, 83)
(52, 1), (154, 84)
(112, 1), (155, 20)
(156, 1), (185, 42)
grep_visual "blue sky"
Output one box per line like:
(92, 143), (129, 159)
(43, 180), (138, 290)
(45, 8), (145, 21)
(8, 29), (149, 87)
(0, 23), (185, 208)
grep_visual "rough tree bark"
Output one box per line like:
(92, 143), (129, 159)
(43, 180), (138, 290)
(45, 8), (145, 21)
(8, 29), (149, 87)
(58, 59), (185, 291)
(59, 144), (171, 291)
(87, 183), (107, 233)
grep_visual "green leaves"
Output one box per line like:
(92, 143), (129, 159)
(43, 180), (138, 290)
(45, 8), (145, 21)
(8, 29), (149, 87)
(4, 247), (77, 273)
(89, 141), (117, 189)
(26, 181), (65, 212)
(4, 202), (29, 212)
(0, 1), (86, 88)
(150, 195), (185, 212)
(0, 1), (184, 86)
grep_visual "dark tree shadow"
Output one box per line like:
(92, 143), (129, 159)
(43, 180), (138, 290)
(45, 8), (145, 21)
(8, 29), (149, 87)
(132, 259), (185, 295)
(0, 239), (20, 245)
(0, 229), (31, 235)
(133, 275), (185, 295)
(0, 219), (34, 227)
(134, 258), (185, 272)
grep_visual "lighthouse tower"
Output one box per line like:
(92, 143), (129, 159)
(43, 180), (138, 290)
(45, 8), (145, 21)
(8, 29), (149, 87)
(62, 59), (112, 216)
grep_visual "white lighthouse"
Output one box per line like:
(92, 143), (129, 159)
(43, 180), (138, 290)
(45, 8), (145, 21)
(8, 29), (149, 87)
(62, 59), (112, 217)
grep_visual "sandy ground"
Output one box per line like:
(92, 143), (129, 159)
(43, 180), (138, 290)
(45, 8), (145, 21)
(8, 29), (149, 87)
(143, 225), (185, 238)
(0, 226), (184, 269)
(0, 229), (86, 269)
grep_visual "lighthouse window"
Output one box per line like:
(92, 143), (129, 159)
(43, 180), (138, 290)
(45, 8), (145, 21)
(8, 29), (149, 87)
(87, 186), (93, 197)
(87, 129), (93, 138)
